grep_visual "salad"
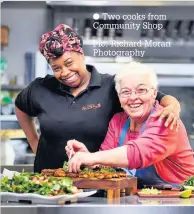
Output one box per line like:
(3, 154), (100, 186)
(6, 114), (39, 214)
(0, 171), (82, 196)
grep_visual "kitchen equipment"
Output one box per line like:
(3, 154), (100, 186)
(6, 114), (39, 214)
(1, 96), (13, 115)
(1, 26), (9, 47)
(72, 176), (137, 199)
(48, 4), (194, 59)
(68, 149), (73, 165)
(0, 139), (15, 165)
(137, 190), (194, 198)
(0, 130), (26, 139)
(84, 61), (194, 87)
(0, 190), (97, 205)
(143, 184), (173, 190)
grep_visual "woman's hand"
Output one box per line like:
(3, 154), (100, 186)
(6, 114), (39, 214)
(29, 139), (39, 154)
(65, 139), (89, 158)
(151, 104), (181, 132)
(27, 136), (39, 154)
(68, 152), (96, 173)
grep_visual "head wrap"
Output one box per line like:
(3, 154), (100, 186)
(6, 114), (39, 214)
(39, 24), (83, 61)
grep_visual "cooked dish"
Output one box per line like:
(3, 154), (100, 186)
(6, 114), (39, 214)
(41, 162), (127, 179)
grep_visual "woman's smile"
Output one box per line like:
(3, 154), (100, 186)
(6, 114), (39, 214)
(61, 72), (79, 84)
(128, 103), (142, 109)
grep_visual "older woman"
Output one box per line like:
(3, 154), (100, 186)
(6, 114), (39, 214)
(67, 62), (194, 186)
(15, 24), (181, 173)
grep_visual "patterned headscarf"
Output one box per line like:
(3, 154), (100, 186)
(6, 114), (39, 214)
(39, 24), (83, 61)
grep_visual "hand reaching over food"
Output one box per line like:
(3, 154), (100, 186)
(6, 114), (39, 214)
(68, 152), (97, 173)
(66, 140), (89, 159)
(41, 161), (127, 180)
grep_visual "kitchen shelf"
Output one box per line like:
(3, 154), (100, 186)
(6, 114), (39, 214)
(0, 129), (26, 139)
(83, 39), (194, 46)
(158, 78), (194, 87)
(1, 85), (26, 91)
(0, 115), (17, 121)
(190, 135), (194, 140)
(47, 0), (194, 6)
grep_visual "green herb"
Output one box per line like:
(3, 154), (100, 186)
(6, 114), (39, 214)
(0, 172), (77, 196)
(63, 161), (68, 171)
(184, 176), (194, 187)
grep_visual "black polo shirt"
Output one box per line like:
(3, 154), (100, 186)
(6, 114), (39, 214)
(15, 64), (165, 172)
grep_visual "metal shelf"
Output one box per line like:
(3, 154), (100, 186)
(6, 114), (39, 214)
(1, 85), (26, 91)
(83, 39), (194, 46)
(0, 129), (26, 139)
(47, 1), (194, 6)
(0, 115), (17, 121)
(158, 78), (194, 87)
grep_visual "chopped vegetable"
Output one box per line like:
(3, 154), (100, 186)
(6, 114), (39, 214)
(0, 171), (81, 196)
(139, 187), (162, 195)
(63, 162), (68, 172)
(179, 189), (192, 198)
(183, 186), (194, 191)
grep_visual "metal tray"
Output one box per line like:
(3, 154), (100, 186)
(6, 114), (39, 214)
(0, 190), (97, 204)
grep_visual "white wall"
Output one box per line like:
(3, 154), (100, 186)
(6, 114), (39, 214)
(1, 2), (48, 85)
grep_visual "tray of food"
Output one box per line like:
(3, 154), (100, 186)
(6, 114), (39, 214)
(41, 162), (137, 197)
(42, 162), (127, 179)
(137, 176), (194, 199)
(137, 188), (179, 198)
(0, 169), (96, 204)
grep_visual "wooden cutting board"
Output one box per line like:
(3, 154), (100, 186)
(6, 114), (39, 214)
(72, 177), (137, 198)
(137, 190), (194, 198)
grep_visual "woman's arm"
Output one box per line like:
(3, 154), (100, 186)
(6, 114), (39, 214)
(15, 107), (39, 154)
(68, 146), (128, 172)
(83, 119), (177, 169)
(154, 93), (181, 131)
(14, 79), (41, 153)
(160, 95), (181, 118)
(124, 118), (177, 169)
(68, 117), (178, 173)
(93, 146), (128, 168)
(68, 146), (129, 172)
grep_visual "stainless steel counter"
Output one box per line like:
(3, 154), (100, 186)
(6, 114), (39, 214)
(1, 196), (194, 214)
(1, 166), (194, 214)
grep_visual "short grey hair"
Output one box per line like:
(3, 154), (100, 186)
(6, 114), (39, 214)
(114, 61), (158, 93)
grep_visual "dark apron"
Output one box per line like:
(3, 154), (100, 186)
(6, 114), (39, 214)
(118, 108), (179, 188)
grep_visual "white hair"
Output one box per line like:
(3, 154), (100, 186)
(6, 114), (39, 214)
(114, 61), (158, 93)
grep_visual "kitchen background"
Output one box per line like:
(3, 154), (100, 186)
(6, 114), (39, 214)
(1, 1), (194, 166)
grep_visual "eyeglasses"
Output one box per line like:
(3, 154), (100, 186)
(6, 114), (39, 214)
(119, 87), (153, 98)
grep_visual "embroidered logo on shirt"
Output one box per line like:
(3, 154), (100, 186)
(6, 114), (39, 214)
(82, 103), (101, 111)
